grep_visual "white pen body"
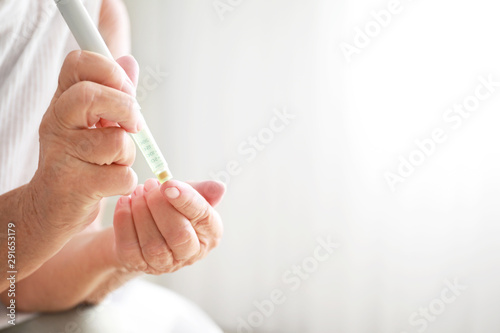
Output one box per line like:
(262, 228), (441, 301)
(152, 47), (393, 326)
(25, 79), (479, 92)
(55, 0), (113, 59)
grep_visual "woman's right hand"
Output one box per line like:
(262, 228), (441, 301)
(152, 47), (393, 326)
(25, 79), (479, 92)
(28, 50), (142, 235)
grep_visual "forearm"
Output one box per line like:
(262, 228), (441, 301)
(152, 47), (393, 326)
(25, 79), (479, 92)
(0, 0), (135, 310)
(0, 227), (139, 312)
(0, 185), (74, 292)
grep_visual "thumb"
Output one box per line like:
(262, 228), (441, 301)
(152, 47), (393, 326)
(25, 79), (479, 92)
(116, 55), (139, 88)
(187, 180), (226, 207)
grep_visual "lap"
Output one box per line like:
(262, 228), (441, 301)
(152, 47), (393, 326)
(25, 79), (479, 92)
(0, 279), (222, 333)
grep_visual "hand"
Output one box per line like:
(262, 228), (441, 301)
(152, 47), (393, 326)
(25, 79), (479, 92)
(112, 179), (225, 274)
(28, 51), (142, 234)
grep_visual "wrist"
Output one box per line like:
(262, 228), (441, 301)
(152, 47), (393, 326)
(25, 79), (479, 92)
(26, 173), (100, 236)
(93, 227), (141, 276)
(20, 182), (47, 237)
(0, 183), (71, 283)
(99, 227), (145, 279)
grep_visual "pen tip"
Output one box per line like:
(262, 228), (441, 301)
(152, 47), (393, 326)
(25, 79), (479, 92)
(157, 170), (173, 183)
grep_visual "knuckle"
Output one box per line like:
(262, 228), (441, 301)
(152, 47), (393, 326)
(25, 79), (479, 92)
(123, 94), (136, 112)
(130, 261), (149, 272)
(92, 166), (136, 197)
(191, 204), (211, 225)
(58, 51), (84, 91)
(176, 197), (192, 211)
(169, 225), (195, 248)
(212, 232), (223, 249)
(62, 50), (83, 73)
(120, 255), (148, 273)
(127, 139), (137, 165)
(112, 129), (128, 153)
(106, 167), (137, 197)
(52, 97), (71, 129)
(149, 267), (173, 275)
(38, 112), (54, 137)
(77, 131), (103, 158)
(177, 194), (209, 221)
(212, 226), (224, 248)
(199, 214), (223, 251)
(110, 130), (135, 166)
(184, 255), (202, 267)
(141, 241), (169, 259)
(75, 81), (99, 112)
(204, 233), (222, 252)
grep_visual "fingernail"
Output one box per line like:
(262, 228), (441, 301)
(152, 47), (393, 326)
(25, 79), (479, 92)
(144, 179), (157, 192)
(164, 187), (180, 199)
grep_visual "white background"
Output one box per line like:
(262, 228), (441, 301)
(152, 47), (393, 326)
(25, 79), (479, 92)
(106, 0), (500, 332)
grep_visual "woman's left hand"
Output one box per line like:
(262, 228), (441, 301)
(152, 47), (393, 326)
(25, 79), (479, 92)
(112, 179), (225, 274)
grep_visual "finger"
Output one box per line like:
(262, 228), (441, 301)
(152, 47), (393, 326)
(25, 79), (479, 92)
(80, 164), (137, 198)
(56, 50), (135, 98)
(143, 179), (200, 261)
(54, 81), (143, 133)
(187, 180), (226, 207)
(96, 119), (120, 129)
(113, 196), (147, 271)
(131, 184), (173, 272)
(96, 55), (140, 129)
(66, 127), (136, 166)
(116, 55), (139, 88)
(159, 180), (212, 224)
(159, 180), (223, 252)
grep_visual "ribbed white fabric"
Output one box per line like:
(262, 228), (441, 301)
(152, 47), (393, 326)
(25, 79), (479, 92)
(0, 0), (101, 196)
(0, 0), (101, 328)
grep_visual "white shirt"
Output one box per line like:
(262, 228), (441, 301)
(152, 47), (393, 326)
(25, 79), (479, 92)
(0, 0), (101, 327)
(0, 0), (101, 195)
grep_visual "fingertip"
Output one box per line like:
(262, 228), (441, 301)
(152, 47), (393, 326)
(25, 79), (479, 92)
(143, 178), (160, 192)
(206, 180), (226, 197)
(132, 184), (144, 197)
(180, 180), (226, 206)
(200, 180), (226, 206)
(116, 196), (131, 209)
(213, 180), (227, 194)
